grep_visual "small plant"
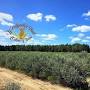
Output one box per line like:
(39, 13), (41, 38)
(5, 82), (21, 90)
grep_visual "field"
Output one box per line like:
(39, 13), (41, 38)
(0, 51), (90, 89)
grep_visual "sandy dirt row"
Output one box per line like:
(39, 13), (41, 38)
(0, 68), (72, 90)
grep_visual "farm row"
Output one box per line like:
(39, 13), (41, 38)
(0, 51), (90, 89)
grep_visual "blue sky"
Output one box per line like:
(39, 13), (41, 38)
(0, 0), (90, 45)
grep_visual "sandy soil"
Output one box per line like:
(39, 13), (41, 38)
(0, 68), (72, 90)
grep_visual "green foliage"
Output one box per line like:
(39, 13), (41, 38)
(5, 82), (21, 90)
(0, 51), (90, 89)
(0, 43), (90, 52)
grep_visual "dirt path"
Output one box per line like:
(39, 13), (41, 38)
(0, 68), (72, 90)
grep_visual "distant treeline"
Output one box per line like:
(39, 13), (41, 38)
(0, 43), (90, 52)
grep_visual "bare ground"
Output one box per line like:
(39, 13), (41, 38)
(0, 68), (72, 90)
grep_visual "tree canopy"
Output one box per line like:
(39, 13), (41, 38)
(0, 43), (90, 52)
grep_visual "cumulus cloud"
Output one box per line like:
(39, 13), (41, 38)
(78, 33), (85, 37)
(36, 34), (57, 40)
(72, 25), (90, 32)
(0, 40), (8, 46)
(0, 12), (14, 26)
(27, 13), (43, 22)
(0, 29), (17, 41)
(82, 11), (90, 17)
(27, 13), (56, 22)
(86, 36), (90, 39)
(1, 20), (14, 26)
(0, 30), (57, 45)
(70, 33), (90, 43)
(44, 15), (56, 22)
(26, 38), (43, 45)
(0, 29), (10, 38)
(42, 34), (57, 40)
(0, 30), (10, 45)
(70, 37), (81, 43)
(82, 11), (90, 20)
(67, 24), (90, 32)
(82, 39), (89, 43)
(66, 24), (77, 28)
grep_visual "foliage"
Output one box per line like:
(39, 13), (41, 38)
(0, 43), (90, 52)
(5, 82), (21, 90)
(0, 51), (90, 89)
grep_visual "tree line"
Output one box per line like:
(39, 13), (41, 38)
(0, 43), (90, 52)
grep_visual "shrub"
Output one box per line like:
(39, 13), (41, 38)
(0, 51), (89, 89)
(5, 82), (21, 90)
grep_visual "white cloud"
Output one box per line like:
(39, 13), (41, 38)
(0, 29), (57, 45)
(1, 20), (14, 26)
(86, 36), (90, 39)
(0, 31), (10, 46)
(0, 12), (13, 21)
(44, 15), (56, 22)
(66, 24), (77, 28)
(0, 40), (8, 46)
(82, 11), (90, 20)
(82, 39), (89, 43)
(84, 18), (90, 20)
(36, 34), (57, 40)
(0, 30), (18, 45)
(78, 33), (85, 37)
(27, 13), (56, 22)
(26, 38), (43, 45)
(72, 25), (90, 32)
(0, 12), (14, 26)
(0, 29), (10, 38)
(0, 29), (15, 39)
(70, 37), (81, 43)
(70, 33), (90, 43)
(43, 34), (57, 40)
(82, 11), (90, 17)
(27, 13), (43, 22)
